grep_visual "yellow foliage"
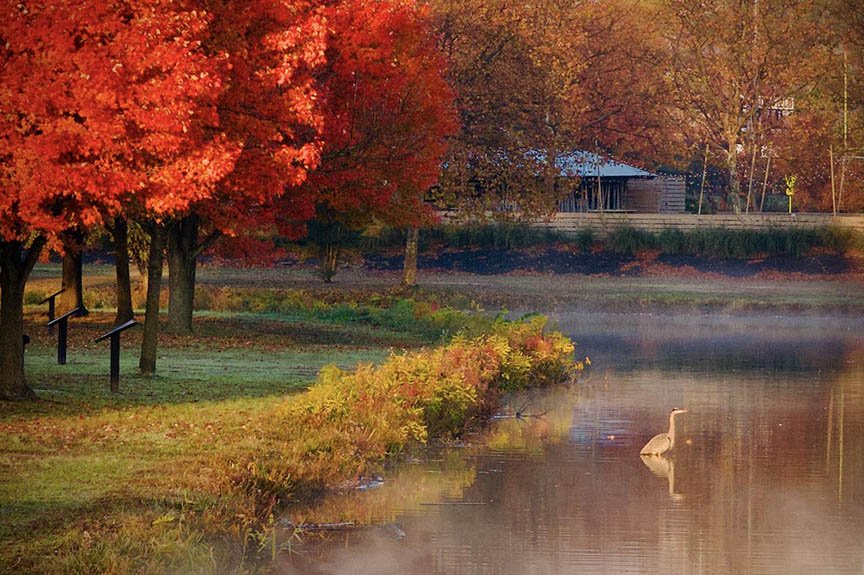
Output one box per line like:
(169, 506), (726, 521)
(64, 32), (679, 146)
(228, 315), (581, 521)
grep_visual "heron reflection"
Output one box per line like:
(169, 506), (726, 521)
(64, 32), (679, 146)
(640, 454), (685, 500)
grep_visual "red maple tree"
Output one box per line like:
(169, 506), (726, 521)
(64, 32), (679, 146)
(284, 0), (456, 280)
(160, 0), (327, 335)
(1, 0), (240, 394)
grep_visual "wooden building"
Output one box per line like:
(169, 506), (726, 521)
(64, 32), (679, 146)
(555, 151), (685, 214)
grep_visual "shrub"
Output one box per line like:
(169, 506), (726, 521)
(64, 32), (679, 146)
(604, 226), (862, 258)
(436, 222), (566, 250)
(658, 228), (686, 254)
(230, 316), (581, 509)
(572, 229), (596, 252)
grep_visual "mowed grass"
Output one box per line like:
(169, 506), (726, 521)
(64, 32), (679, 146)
(2, 269), (460, 573)
(21, 312), (407, 406)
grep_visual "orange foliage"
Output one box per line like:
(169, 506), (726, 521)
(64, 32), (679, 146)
(1, 0), (233, 242)
(200, 0), (328, 238)
(285, 0), (457, 234)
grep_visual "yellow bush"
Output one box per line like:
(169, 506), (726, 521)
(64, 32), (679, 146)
(229, 315), (580, 513)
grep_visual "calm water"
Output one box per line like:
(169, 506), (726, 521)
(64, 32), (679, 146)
(281, 312), (864, 575)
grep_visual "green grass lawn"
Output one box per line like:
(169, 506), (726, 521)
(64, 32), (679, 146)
(22, 316), (403, 407)
(0, 294), (576, 574)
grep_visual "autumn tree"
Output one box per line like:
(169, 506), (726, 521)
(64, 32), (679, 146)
(561, 1), (673, 165)
(430, 0), (559, 218)
(1, 0), (136, 398)
(430, 0), (671, 219)
(0, 0), (254, 395)
(290, 0), (456, 283)
(658, 0), (834, 212)
(159, 0), (326, 335)
(92, 3), (243, 374)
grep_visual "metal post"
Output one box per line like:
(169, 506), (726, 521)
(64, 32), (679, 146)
(47, 298), (56, 334)
(110, 333), (120, 393)
(95, 319), (138, 392)
(48, 306), (82, 366)
(40, 288), (64, 335)
(57, 318), (68, 365)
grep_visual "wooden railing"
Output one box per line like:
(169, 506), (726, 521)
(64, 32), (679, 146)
(529, 213), (864, 237)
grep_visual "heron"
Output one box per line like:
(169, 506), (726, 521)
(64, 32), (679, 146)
(640, 407), (687, 456)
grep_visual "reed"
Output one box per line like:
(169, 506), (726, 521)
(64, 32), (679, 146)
(605, 226), (860, 258)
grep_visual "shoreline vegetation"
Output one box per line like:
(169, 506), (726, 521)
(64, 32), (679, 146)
(1, 291), (581, 574)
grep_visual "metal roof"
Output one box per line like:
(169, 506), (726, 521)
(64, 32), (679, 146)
(555, 150), (653, 178)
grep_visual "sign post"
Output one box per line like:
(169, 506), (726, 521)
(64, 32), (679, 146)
(39, 288), (65, 334)
(784, 175), (797, 214)
(94, 320), (139, 392)
(46, 307), (83, 365)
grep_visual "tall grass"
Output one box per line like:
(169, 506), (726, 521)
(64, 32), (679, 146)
(437, 223), (567, 250)
(361, 222), (570, 252)
(605, 225), (860, 258)
(287, 219), (862, 260)
(359, 222), (859, 259)
(238, 314), (580, 504)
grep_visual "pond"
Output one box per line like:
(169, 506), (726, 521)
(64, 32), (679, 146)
(279, 312), (864, 575)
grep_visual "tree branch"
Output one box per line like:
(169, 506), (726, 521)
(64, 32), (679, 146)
(193, 229), (222, 259)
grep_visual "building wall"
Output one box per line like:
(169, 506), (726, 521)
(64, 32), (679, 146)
(557, 178), (628, 212)
(660, 177), (686, 213)
(625, 176), (686, 214)
(624, 178), (661, 212)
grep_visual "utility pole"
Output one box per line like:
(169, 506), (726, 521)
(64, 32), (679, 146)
(844, 49), (848, 150)
(839, 49), (848, 212)
(698, 143), (709, 215)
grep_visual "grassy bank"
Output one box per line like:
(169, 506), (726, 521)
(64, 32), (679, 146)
(1, 290), (579, 574)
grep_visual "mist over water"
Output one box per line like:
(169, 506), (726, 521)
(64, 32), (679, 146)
(281, 312), (864, 575)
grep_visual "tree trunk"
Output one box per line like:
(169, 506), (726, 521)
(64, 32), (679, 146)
(545, 148), (558, 206)
(112, 217), (135, 325)
(139, 224), (165, 375)
(59, 230), (88, 316)
(401, 228), (419, 288)
(128, 219), (150, 299)
(0, 239), (46, 400)
(167, 215), (199, 334)
(137, 260), (148, 305)
(321, 243), (339, 283)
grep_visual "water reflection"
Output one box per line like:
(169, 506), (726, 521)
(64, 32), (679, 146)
(640, 455), (683, 500)
(280, 313), (864, 575)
